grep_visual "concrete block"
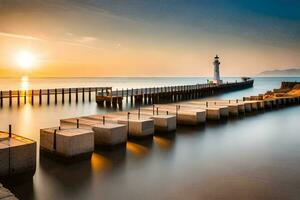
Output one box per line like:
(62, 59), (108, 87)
(92, 124), (127, 146)
(149, 115), (177, 132)
(40, 128), (94, 158)
(0, 132), (36, 179)
(117, 118), (154, 137)
(244, 102), (252, 112)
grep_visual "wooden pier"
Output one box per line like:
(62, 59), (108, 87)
(0, 87), (112, 107)
(96, 80), (254, 107)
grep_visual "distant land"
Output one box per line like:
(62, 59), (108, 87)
(259, 68), (300, 77)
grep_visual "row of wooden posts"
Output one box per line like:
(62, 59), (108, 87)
(96, 80), (255, 107)
(0, 87), (111, 107)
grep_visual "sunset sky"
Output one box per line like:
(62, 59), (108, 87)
(0, 0), (300, 77)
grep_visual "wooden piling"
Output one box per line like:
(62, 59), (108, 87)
(31, 90), (34, 105)
(24, 90), (27, 104)
(47, 89), (50, 105)
(62, 88), (65, 104)
(17, 90), (20, 105)
(0, 91), (2, 107)
(76, 88), (78, 103)
(39, 89), (42, 105)
(55, 88), (57, 104)
(82, 88), (85, 102)
(69, 88), (71, 102)
(9, 90), (12, 106)
(88, 88), (91, 102)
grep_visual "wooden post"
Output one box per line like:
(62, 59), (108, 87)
(82, 88), (85, 102)
(53, 129), (57, 150)
(54, 88), (57, 104)
(9, 124), (12, 138)
(9, 90), (12, 106)
(39, 89), (42, 105)
(24, 90), (27, 104)
(62, 88), (65, 104)
(31, 90), (34, 105)
(152, 104), (155, 115)
(76, 88), (78, 103)
(47, 89), (50, 105)
(89, 88), (91, 102)
(17, 90), (20, 105)
(69, 88), (71, 103)
(0, 91), (2, 107)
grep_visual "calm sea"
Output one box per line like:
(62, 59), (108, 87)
(1, 77), (300, 200)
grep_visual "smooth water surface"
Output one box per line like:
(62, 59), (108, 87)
(0, 77), (300, 200)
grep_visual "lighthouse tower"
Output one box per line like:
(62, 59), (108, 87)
(213, 55), (221, 84)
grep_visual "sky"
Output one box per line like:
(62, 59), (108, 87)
(0, 0), (300, 77)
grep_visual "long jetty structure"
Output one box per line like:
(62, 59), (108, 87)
(96, 80), (254, 107)
(0, 87), (112, 107)
(40, 90), (300, 161)
(0, 80), (253, 107)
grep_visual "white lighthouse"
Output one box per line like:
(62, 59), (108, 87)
(213, 55), (222, 84)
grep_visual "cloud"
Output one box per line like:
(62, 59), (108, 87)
(59, 40), (102, 50)
(76, 36), (97, 43)
(0, 32), (42, 41)
(0, 30), (102, 51)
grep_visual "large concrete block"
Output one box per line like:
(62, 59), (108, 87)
(225, 104), (239, 116)
(0, 132), (36, 179)
(142, 106), (206, 125)
(92, 124), (127, 146)
(243, 102), (252, 112)
(149, 115), (177, 132)
(176, 110), (206, 125)
(117, 118), (154, 137)
(40, 128), (94, 159)
(205, 108), (220, 120)
(214, 106), (229, 118)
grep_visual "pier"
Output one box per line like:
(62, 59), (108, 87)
(0, 87), (112, 107)
(96, 80), (254, 107)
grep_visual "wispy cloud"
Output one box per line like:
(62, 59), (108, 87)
(59, 40), (102, 50)
(76, 36), (97, 43)
(0, 31), (102, 50)
(0, 32), (42, 41)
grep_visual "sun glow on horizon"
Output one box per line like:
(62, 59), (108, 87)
(15, 50), (37, 69)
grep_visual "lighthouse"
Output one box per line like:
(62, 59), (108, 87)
(213, 55), (221, 84)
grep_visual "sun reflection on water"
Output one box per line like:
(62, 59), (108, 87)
(91, 153), (112, 173)
(126, 141), (149, 156)
(154, 136), (172, 149)
(21, 76), (29, 90)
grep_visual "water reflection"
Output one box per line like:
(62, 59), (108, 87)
(91, 153), (112, 173)
(153, 135), (173, 150)
(21, 76), (29, 90)
(126, 138), (153, 157)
